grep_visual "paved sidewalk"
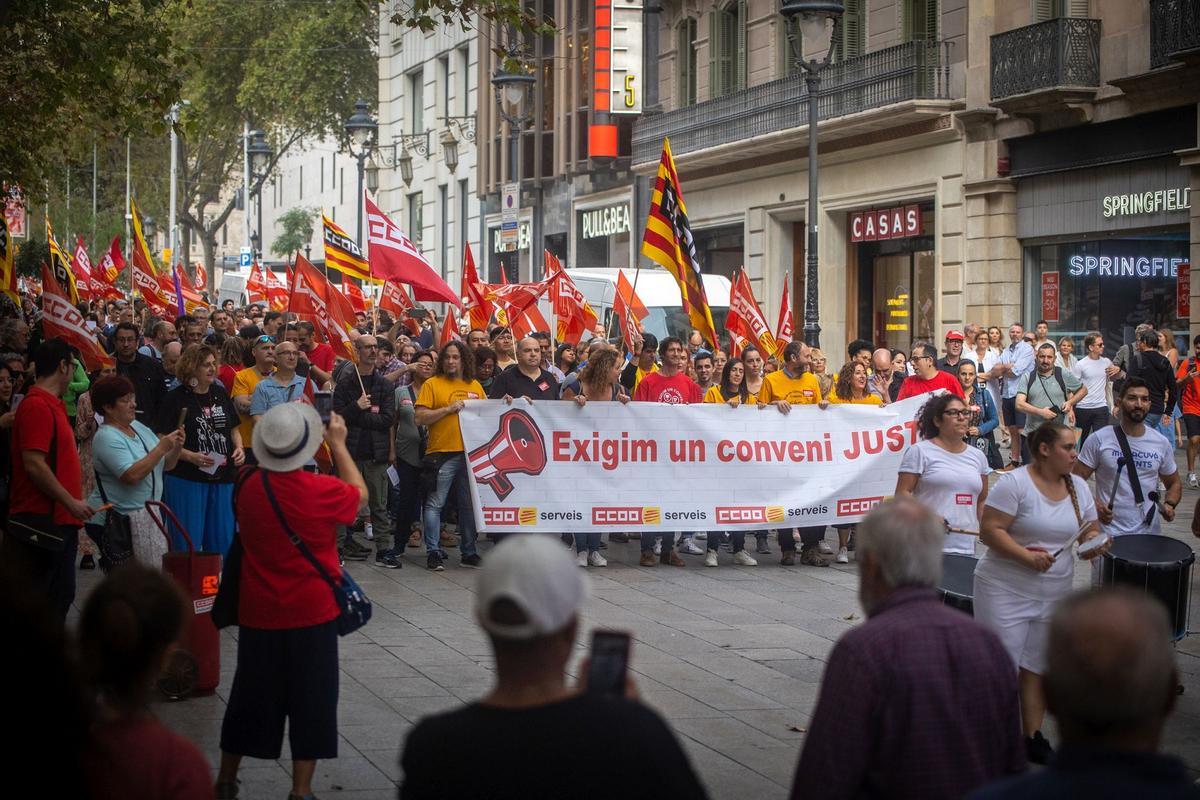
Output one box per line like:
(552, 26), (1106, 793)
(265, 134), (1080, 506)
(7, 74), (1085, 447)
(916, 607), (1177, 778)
(72, 502), (1200, 800)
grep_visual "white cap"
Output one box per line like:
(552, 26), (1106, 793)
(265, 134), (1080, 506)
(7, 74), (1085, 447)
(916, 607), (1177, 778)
(474, 535), (586, 641)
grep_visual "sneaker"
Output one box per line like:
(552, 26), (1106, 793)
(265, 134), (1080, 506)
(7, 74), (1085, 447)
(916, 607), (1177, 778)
(704, 550), (719, 567)
(693, 532), (707, 540)
(426, 552), (445, 571)
(375, 553), (402, 569)
(818, 541), (833, 555)
(800, 548), (830, 567)
(79, 554), (96, 570)
(678, 538), (704, 555)
(653, 540), (662, 555)
(780, 551), (795, 566)
(666, 551), (686, 567)
(756, 539), (771, 555)
(1025, 730), (1054, 765)
(835, 547), (849, 564)
(577, 550), (589, 567)
(460, 553), (483, 569)
(732, 550), (758, 566)
(342, 543), (370, 561)
(588, 551), (608, 567)
(1189, 473), (1198, 489)
(639, 551), (657, 567)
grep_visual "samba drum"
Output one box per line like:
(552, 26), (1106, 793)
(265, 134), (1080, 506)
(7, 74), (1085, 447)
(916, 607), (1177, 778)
(1101, 534), (1195, 642)
(937, 554), (978, 616)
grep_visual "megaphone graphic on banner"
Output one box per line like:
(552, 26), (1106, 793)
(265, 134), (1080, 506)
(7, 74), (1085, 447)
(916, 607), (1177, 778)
(467, 408), (547, 500)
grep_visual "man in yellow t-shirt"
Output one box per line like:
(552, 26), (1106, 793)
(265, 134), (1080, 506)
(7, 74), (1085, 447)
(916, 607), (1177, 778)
(757, 340), (830, 568)
(414, 339), (486, 571)
(231, 335), (276, 464)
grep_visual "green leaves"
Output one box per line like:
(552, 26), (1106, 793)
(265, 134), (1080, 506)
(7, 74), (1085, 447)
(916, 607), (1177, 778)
(271, 207), (319, 259)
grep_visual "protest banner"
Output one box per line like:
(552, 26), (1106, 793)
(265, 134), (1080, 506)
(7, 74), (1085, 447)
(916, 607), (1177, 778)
(459, 393), (931, 532)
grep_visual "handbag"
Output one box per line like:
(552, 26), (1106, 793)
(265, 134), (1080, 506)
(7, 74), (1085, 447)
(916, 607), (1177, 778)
(94, 470), (134, 567)
(8, 419), (65, 552)
(211, 467), (257, 630)
(260, 470), (372, 636)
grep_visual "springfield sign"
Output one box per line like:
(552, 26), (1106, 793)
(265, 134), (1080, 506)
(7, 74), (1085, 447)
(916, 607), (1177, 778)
(459, 395), (929, 532)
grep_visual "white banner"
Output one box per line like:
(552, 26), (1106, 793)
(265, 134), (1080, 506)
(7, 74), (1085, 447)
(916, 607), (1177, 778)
(459, 394), (931, 532)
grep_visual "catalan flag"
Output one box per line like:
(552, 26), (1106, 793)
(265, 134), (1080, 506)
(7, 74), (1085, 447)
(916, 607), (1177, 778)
(45, 217), (79, 305)
(322, 213), (370, 282)
(640, 138), (718, 347)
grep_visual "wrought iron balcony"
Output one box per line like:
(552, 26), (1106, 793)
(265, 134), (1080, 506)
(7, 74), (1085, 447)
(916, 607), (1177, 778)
(631, 39), (952, 167)
(1151, 0), (1200, 69)
(990, 17), (1100, 101)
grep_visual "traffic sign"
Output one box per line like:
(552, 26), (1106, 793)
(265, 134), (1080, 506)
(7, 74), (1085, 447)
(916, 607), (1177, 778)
(501, 182), (519, 253)
(239, 246), (252, 269)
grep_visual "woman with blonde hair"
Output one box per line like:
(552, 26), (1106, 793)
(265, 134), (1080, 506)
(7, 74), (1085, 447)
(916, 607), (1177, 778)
(809, 348), (834, 398)
(572, 347), (628, 565)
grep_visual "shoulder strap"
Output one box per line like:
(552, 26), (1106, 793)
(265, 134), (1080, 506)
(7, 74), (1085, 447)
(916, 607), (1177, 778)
(1112, 424), (1144, 504)
(1052, 367), (1067, 397)
(260, 471), (341, 591)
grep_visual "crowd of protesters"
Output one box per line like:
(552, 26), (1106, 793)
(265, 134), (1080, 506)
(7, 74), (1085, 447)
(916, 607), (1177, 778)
(1, 283), (1199, 799)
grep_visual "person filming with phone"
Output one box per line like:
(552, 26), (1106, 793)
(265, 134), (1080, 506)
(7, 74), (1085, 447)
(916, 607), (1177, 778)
(399, 536), (708, 800)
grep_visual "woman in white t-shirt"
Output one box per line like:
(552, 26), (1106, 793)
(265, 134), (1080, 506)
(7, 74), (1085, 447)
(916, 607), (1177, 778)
(896, 393), (989, 555)
(977, 422), (1106, 765)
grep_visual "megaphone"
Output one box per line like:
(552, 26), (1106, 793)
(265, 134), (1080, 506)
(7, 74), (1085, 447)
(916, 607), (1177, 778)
(467, 408), (547, 500)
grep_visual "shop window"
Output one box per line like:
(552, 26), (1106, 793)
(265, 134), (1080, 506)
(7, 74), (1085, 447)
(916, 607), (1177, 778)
(409, 69), (424, 134)
(855, 234), (937, 352)
(901, 0), (939, 42)
(1033, 0), (1090, 21)
(708, 0), (746, 99)
(676, 18), (698, 107)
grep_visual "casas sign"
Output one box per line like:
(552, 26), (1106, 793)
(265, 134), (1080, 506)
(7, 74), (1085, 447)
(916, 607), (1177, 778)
(849, 205), (923, 242)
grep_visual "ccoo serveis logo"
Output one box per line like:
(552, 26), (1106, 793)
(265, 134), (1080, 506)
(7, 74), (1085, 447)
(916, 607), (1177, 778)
(837, 496), (885, 517)
(715, 506), (785, 525)
(591, 507), (661, 525)
(482, 507), (538, 526)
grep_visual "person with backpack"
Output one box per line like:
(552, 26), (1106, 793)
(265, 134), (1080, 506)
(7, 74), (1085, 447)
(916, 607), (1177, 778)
(1126, 328), (1177, 431)
(1016, 343), (1087, 457)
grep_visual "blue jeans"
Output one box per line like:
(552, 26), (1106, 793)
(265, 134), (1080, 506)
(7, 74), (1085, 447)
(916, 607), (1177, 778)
(575, 532), (602, 553)
(422, 454), (478, 557)
(1145, 413), (1163, 431)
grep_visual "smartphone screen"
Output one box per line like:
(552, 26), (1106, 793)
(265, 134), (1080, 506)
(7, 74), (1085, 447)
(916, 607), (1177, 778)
(313, 391), (333, 425)
(587, 630), (630, 696)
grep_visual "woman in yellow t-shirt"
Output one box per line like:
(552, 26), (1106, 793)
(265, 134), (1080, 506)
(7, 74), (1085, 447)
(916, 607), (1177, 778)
(828, 361), (883, 563)
(703, 359), (748, 407)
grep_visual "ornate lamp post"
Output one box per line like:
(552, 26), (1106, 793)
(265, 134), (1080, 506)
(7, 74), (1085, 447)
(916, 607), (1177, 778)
(344, 98), (378, 245)
(491, 44), (535, 281)
(246, 129), (274, 261)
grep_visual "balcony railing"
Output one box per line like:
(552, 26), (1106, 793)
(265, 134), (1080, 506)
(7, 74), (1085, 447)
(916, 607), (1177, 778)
(1151, 0), (1200, 69)
(631, 39), (952, 166)
(990, 17), (1100, 101)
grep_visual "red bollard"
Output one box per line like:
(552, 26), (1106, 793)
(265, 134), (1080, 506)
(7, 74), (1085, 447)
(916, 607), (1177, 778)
(146, 501), (223, 696)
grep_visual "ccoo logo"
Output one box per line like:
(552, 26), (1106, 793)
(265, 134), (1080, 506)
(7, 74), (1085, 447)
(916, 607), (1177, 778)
(836, 496), (885, 517)
(482, 507), (538, 526)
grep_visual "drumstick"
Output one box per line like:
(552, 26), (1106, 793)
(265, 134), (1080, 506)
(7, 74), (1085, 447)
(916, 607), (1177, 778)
(1107, 456), (1125, 508)
(943, 519), (981, 537)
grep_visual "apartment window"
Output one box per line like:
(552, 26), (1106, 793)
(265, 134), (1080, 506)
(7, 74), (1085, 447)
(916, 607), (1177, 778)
(1033, 0), (1090, 19)
(456, 45), (470, 116)
(709, 0), (746, 99)
(407, 191), (423, 246)
(439, 184), (448, 279)
(339, 168), (344, 205)
(901, 0), (939, 41)
(320, 157), (325, 192)
(298, 165), (304, 200)
(458, 178), (469, 260)
(676, 18), (698, 107)
(331, 154), (336, 188)
(439, 55), (451, 118)
(409, 69), (424, 134)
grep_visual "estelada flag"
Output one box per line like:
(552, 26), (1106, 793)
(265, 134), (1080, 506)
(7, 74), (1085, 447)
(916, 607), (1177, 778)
(322, 212), (370, 282)
(364, 194), (461, 308)
(40, 262), (113, 371)
(342, 280), (366, 313)
(546, 253), (598, 346)
(288, 254), (357, 362)
(45, 218), (79, 305)
(776, 279), (794, 348)
(380, 281), (422, 336)
(641, 138), (718, 346)
(263, 266), (288, 311)
(613, 270), (649, 352)
(461, 247), (492, 331)
(96, 236), (126, 283)
(725, 267), (779, 359)
(439, 308), (461, 347)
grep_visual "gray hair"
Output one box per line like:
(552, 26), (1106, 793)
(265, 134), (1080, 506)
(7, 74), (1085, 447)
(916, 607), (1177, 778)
(857, 497), (943, 589)
(1045, 588), (1176, 737)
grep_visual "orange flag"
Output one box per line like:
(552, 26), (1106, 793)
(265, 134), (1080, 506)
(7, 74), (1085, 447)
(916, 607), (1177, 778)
(460, 247), (492, 330)
(725, 268), (779, 358)
(41, 263), (114, 371)
(288, 255), (358, 362)
(613, 270), (649, 352)
(380, 281), (421, 336)
(546, 252), (597, 346)
(775, 280), (794, 348)
(439, 308), (461, 346)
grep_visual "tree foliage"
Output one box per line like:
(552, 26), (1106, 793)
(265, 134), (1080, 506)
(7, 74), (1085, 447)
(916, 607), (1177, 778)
(271, 207), (319, 259)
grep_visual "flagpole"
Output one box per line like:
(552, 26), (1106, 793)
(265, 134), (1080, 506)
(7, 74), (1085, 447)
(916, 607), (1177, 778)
(92, 142), (98, 253)
(125, 137), (132, 291)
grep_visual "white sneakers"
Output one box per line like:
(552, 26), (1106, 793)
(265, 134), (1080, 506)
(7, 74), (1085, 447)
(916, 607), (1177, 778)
(706, 550), (758, 567)
(819, 541), (834, 555)
(678, 538), (704, 555)
(1189, 473), (1198, 489)
(577, 550), (589, 567)
(653, 540), (662, 555)
(836, 547), (849, 564)
(705, 550), (719, 567)
(578, 550), (608, 567)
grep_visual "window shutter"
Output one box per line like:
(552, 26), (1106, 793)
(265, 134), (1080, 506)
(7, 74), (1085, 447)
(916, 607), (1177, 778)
(926, 0), (939, 40)
(1033, 0), (1054, 21)
(735, 0), (747, 90)
(707, 10), (717, 98)
(842, 0), (864, 59)
(1066, 0), (1089, 17)
(677, 22), (687, 107)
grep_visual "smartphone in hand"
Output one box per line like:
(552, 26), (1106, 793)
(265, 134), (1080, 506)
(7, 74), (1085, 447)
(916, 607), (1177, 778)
(313, 390), (333, 425)
(586, 630), (630, 696)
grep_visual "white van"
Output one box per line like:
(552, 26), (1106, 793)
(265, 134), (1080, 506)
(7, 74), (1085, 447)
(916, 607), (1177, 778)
(543, 267), (731, 345)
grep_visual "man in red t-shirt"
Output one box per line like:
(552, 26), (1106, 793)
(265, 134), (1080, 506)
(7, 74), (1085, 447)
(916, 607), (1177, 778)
(295, 320), (335, 387)
(896, 342), (966, 401)
(634, 336), (702, 567)
(1175, 334), (1200, 486)
(1, 338), (97, 620)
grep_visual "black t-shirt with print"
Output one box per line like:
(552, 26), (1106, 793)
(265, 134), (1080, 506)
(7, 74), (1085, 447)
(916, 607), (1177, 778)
(154, 385), (240, 483)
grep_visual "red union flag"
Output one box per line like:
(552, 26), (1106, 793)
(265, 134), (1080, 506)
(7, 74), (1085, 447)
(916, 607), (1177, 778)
(71, 237), (94, 297)
(246, 262), (269, 305)
(776, 280), (794, 346)
(96, 236), (126, 283)
(461, 247), (492, 330)
(41, 263), (113, 371)
(613, 270), (648, 353)
(439, 308), (462, 346)
(132, 259), (177, 319)
(288, 255), (357, 361)
(486, 274), (553, 339)
(263, 266), (288, 311)
(364, 193), (461, 308)
(380, 280), (421, 336)
(546, 253), (598, 346)
(725, 268), (779, 358)
(342, 280), (366, 313)
(194, 262), (208, 291)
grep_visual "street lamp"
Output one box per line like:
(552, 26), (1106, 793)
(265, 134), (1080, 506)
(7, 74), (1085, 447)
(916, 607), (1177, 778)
(249, 231), (261, 262)
(344, 98), (378, 245)
(440, 115), (475, 176)
(246, 129), (274, 261)
(781, 0), (842, 348)
(440, 128), (459, 174)
(491, 44), (536, 280)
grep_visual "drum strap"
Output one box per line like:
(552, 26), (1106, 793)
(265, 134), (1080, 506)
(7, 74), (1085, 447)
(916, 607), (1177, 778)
(1112, 424), (1144, 505)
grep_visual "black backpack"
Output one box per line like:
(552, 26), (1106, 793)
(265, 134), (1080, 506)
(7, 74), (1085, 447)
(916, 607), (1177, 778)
(1023, 366), (1068, 400)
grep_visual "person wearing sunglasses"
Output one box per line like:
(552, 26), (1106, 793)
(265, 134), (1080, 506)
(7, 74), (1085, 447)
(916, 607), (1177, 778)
(231, 335), (277, 465)
(896, 341), (965, 401)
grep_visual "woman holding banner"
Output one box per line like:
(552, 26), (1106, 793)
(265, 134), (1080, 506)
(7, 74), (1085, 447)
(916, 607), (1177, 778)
(571, 347), (630, 566)
(828, 362), (883, 563)
(895, 393), (989, 557)
(702, 359), (756, 566)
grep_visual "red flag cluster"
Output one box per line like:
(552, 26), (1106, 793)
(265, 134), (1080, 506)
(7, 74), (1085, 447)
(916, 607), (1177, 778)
(380, 280), (421, 336)
(287, 255), (359, 362)
(724, 268), (779, 359)
(546, 252), (598, 347)
(40, 263), (113, 371)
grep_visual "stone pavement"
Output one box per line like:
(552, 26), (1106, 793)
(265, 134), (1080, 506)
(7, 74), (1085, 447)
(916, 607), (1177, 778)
(74, 490), (1200, 800)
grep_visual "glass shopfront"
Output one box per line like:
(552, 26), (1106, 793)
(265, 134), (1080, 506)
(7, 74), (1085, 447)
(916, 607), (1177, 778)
(1022, 233), (1189, 357)
(852, 204), (937, 352)
(574, 201), (632, 269)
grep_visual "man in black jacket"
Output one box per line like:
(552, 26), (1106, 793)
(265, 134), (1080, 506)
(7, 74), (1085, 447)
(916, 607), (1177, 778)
(1126, 328), (1176, 430)
(333, 335), (399, 567)
(112, 322), (166, 423)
